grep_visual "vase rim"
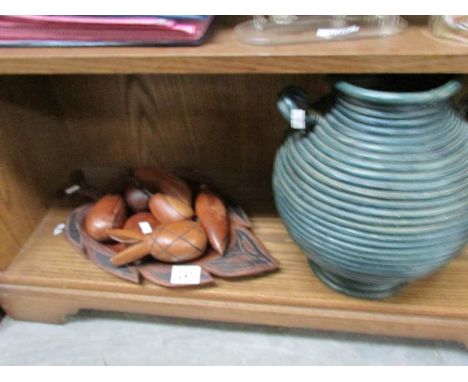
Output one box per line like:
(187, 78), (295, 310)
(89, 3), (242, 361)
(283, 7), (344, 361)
(333, 76), (463, 105)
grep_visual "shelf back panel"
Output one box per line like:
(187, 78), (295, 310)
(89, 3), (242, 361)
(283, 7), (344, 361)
(49, 74), (330, 213)
(0, 73), (465, 270)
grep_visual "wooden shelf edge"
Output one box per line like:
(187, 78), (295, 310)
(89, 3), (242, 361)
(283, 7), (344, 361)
(0, 55), (466, 75)
(1, 282), (468, 347)
(0, 17), (466, 74)
(2, 204), (468, 348)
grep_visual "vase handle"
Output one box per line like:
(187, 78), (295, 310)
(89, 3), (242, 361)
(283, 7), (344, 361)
(277, 86), (321, 133)
(456, 93), (468, 120)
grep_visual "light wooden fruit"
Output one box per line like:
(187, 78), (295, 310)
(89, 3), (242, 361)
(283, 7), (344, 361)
(123, 212), (159, 234)
(109, 220), (207, 266)
(149, 193), (194, 223)
(149, 220), (207, 263)
(84, 194), (127, 242)
(195, 189), (229, 254)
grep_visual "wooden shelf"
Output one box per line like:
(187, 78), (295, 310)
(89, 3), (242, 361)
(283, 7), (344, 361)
(0, 17), (467, 74)
(1, 204), (468, 346)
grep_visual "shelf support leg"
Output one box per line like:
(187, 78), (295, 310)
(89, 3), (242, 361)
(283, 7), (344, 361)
(0, 291), (79, 324)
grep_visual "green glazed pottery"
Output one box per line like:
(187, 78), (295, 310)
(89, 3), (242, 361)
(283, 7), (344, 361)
(273, 75), (468, 299)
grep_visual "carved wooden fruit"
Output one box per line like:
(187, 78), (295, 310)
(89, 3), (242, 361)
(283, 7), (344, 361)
(105, 242), (127, 253)
(195, 189), (229, 254)
(149, 193), (194, 223)
(109, 220), (207, 266)
(124, 212), (159, 234)
(108, 229), (145, 244)
(66, 203), (280, 286)
(134, 166), (192, 205)
(150, 220), (207, 263)
(124, 185), (150, 213)
(84, 194), (127, 242)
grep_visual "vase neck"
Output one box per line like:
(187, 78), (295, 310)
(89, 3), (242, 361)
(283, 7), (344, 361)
(332, 77), (462, 107)
(336, 94), (452, 116)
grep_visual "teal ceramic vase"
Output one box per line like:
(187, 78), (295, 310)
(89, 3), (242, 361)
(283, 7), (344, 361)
(273, 76), (468, 299)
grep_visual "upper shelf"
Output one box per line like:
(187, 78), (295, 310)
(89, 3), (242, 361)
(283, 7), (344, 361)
(0, 17), (467, 75)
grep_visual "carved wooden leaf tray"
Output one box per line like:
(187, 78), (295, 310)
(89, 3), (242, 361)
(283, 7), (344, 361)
(65, 204), (280, 288)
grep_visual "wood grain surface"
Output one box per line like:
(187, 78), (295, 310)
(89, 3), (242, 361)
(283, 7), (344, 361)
(0, 205), (467, 346)
(47, 74), (330, 213)
(0, 68), (467, 343)
(0, 73), (466, 270)
(0, 77), (73, 270)
(0, 17), (466, 74)
(0, 72), (328, 272)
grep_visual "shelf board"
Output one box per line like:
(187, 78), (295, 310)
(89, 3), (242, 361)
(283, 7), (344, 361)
(0, 18), (467, 74)
(1, 204), (468, 345)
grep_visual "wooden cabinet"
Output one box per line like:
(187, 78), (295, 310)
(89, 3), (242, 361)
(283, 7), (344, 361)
(0, 17), (468, 346)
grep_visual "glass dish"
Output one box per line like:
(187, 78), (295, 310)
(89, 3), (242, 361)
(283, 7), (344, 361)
(429, 16), (468, 44)
(235, 15), (407, 46)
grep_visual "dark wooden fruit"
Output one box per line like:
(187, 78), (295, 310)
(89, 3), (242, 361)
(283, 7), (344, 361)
(133, 166), (192, 205)
(84, 194), (127, 242)
(195, 189), (229, 254)
(149, 193), (194, 223)
(123, 212), (159, 234)
(124, 185), (150, 213)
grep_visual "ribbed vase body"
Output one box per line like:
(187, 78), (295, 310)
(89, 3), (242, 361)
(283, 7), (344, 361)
(273, 78), (468, 299)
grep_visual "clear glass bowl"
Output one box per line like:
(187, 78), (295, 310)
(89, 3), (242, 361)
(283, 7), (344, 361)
(429, 16), (468, 44)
